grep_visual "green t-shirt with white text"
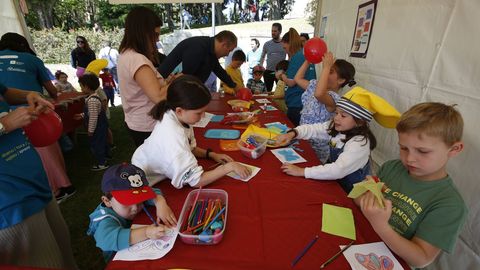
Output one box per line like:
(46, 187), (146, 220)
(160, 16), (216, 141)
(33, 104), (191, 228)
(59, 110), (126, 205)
(379, 160), (467, 253)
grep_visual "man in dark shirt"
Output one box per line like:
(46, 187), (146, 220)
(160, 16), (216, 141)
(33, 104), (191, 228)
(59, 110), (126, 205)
(159, 30), (237, 88)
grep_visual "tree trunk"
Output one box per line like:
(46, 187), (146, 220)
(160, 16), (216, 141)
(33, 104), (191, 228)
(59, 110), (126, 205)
(166, 5), (174, 31)
(214, 3), (224, 25)
(31, 0), (56, 29)
(270, 0), (282, 20)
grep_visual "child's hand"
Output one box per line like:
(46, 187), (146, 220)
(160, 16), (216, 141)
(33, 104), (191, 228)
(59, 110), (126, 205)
(322, 52), (335, 69)
(228, 162), (252, 179)
(154, 196), (177, 227)
(281, 163), (305, 177)
(275, 70), (284, 80)
(210, 152), (233, 164)
(358, 191), (392, 233)
(274, 132), (294, 146)
(145, 224), (167, 239)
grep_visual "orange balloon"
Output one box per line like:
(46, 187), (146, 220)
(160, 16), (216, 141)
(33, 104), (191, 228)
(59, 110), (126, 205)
(24, 111), (63, 147)
(304, 37), (328, 64)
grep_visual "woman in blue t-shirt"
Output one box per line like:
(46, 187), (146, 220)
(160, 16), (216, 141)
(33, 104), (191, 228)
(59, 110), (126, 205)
(277, 28), (316, 126)
(0, 84), (77, 268)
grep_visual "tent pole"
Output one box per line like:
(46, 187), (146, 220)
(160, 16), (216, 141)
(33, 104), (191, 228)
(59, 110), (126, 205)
(211, 2), (215, 36)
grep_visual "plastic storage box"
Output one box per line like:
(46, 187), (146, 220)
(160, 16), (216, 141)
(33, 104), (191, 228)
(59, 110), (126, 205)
(178, 189), (228, 245)
(237, 134), (267, 159)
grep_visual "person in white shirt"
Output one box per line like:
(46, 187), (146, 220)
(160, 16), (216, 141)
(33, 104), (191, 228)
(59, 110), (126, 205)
(98, 41), (119, 94)
(132, 75), (251, 188)
(275, 87), (401, 193)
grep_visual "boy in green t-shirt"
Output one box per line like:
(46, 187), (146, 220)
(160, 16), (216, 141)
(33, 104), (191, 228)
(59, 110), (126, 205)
(356, 102), (467, 268)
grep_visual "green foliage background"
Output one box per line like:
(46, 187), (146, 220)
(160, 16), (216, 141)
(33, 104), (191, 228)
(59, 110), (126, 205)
(30, 28), (124, 64)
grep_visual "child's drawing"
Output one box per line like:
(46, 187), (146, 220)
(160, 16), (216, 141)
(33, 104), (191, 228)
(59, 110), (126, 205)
(113, 227), (178, 261)
(341, 242), (403, 270)
(355, 253), (394, 270)
(270, 148), (306, 164)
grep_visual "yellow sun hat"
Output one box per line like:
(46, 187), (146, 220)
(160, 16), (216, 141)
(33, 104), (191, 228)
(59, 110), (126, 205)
(336, 86), (401, 128)
(85, 59), (108, 76)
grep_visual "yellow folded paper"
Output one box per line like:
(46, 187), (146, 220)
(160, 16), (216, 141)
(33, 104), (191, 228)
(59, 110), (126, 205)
(347, 178), (386, 208)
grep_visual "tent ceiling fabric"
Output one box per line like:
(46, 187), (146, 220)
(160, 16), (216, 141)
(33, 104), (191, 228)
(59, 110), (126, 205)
(109, 0), (222, 4)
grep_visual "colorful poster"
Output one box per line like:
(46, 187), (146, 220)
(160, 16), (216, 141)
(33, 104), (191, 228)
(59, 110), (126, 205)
(319, 16), (328, 38)
(350, 0), (377, 58)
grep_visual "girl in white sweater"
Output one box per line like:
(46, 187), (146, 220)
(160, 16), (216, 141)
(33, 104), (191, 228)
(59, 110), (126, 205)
(275, 87), (400, 192)
(132, 75), (251, 188)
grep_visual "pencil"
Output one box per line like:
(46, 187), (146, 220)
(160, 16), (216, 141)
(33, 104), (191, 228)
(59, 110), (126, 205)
(142, 204), (158, 226)
(201, 206), (226, 233)
(291, 235), (319, 267)
(319, 240), (354, 268)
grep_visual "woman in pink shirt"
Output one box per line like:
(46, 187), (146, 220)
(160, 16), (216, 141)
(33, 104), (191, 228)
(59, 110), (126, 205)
(118, 6), (171, 147)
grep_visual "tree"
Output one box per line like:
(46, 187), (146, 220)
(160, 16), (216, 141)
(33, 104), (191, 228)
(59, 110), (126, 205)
(27, 0), (56, 29)
(269, 0), (294, 20)
(305, 0), (317, 26)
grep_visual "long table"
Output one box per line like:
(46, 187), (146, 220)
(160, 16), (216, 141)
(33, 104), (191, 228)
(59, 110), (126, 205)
(106, 94), (408, 269)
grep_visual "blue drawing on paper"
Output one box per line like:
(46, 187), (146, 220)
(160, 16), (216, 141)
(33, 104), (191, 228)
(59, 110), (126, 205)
(278, 149), (300, 162)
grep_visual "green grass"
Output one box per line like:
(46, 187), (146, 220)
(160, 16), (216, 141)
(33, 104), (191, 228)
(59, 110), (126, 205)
(60, 106), (136, 270)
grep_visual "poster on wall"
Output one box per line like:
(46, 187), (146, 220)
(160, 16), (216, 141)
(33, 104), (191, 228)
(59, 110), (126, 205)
(350, 0), (377, 58)
(319, 16), (328, 38)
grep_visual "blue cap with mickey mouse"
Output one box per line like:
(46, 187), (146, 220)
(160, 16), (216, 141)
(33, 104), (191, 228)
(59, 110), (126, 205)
(102, 163), (156, 205)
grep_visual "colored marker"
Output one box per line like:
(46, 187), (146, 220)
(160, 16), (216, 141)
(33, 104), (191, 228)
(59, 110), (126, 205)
(291, 235), (319, 267)
(143, 204), (158, 226)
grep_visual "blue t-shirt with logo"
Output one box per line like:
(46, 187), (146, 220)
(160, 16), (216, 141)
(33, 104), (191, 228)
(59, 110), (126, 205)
(285, 51), (316, 109)
(0, 49), (51, 93)
(0, 83), (52, 229)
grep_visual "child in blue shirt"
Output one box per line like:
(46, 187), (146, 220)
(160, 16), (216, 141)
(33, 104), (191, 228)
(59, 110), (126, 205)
(87, 163), (176, 261)
(247, 65), (267, 94)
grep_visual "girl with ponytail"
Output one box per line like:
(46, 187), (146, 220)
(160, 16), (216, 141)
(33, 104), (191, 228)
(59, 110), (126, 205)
(132, 75), (251, 188)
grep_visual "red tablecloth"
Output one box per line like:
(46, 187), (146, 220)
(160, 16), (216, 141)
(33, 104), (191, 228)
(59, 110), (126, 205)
(53, 92), (86, 134)
(106, 94), (408, 270)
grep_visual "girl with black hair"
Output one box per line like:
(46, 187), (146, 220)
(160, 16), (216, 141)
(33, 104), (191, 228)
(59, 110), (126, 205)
(275, 87), (400, 193)
(132, 75), (251, 188)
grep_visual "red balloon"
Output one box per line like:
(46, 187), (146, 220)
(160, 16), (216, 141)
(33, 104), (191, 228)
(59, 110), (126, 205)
(24, 111), (63, 147)
(236, 88), (253, 101)
(304, 37), (328, 64)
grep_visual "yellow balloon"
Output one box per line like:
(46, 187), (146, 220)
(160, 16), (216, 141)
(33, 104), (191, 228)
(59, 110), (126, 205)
(85, 59), (108, 76)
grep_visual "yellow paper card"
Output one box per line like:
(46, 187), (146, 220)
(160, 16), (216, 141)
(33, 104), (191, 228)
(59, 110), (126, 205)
(347, 179), (385, 208)
(321, 204), (356, 240)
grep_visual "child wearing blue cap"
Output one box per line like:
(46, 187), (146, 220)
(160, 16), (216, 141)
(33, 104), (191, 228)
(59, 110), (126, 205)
(87, 163), (176, 261)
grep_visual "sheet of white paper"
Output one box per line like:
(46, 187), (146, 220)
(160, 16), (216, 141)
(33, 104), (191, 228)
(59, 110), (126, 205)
(270, 148), (307, 164)
(253, 93), (269, 97)
(113, 225), (178, 261)
(192, 112), (214, 128)
(255, 98), (271, 103)
(341, 242), (404, 270)
(226, 162), (260, 182)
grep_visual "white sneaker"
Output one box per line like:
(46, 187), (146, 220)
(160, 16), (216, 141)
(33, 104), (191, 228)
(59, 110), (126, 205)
(91, 164), (109, 171)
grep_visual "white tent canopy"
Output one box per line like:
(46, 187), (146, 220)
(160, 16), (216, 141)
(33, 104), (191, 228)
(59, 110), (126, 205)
(313, 0), (480, 269)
